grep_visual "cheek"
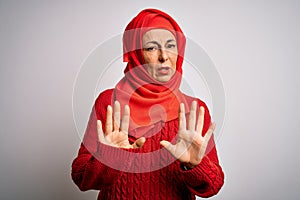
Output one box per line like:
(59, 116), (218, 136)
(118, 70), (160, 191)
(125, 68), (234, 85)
(143, 52), (148, 62)
(144, 54), (156, 64)
(143, 53), (155, 71)
(170, 54), (178, 68)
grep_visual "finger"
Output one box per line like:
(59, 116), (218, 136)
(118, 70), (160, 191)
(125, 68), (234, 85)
(121, 104), (130, 133)
(132, 137), (146, 148)
(196, 106), (205, 133)
(113, 101), (121, 131)
(105, 105), (113, 133)
(178, 103), (186, 131)
(97, 120), (105, 143)
(188, 101), (197, 130)
(204, 122), (216, 141)
(199, 123), (216, 158)
(160, 140), (176, 155)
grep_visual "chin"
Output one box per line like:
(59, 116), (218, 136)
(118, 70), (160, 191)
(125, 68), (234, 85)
(156, 77), (172, 83)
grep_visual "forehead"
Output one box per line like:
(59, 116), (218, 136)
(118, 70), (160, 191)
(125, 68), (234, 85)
(142, 29), (176, 42)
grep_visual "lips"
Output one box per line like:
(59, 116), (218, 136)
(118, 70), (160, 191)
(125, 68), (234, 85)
(158, 66), (170, 75)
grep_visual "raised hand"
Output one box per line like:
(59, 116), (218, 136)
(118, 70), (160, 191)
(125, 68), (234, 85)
(97, 101), (146, 149)
(160, 101), (215, 168)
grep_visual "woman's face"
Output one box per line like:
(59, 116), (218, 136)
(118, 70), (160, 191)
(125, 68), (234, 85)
(142, 29), (178, 83)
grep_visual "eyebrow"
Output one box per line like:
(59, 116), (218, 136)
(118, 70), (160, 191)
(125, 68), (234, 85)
(166, 39), (176, 43)
(144, 39), (176, 46)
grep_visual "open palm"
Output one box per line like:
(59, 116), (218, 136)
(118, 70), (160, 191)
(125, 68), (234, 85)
(97, 101), (145, 149)
(160, 101), (215, 168)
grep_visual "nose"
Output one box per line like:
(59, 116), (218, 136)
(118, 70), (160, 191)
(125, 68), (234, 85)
(158, 48), (169, 63)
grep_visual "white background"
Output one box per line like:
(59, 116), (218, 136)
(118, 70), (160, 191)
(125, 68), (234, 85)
(0, 1), (299, 200)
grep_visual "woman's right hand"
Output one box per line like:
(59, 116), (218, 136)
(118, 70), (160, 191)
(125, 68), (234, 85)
(97, 101), (146, 149)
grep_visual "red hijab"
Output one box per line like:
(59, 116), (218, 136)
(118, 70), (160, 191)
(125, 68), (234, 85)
(114, 9), (189, 134)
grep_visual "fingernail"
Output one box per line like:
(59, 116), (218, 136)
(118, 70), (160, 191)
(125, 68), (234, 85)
(180, 103), (185, 110)
(193, 100), (197, 106)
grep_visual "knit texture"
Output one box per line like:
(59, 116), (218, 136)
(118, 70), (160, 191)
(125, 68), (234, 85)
(71, 89), (224, 199)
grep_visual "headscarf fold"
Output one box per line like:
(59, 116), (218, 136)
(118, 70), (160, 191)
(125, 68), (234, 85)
(113, 9), (188, 135)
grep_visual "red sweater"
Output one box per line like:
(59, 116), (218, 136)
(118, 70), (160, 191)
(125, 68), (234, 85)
(71, 89), (224, 199)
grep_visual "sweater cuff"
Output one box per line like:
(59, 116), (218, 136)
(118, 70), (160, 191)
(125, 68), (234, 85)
(179, 156), (212, 187)
(93, 141), (139, 172)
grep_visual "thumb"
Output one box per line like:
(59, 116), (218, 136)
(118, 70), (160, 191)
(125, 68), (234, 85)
(132, 137), (146, 148)
(160, 140), (175, 155)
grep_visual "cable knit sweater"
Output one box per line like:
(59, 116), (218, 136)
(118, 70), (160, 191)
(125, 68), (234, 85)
(71, 89), (224, 199)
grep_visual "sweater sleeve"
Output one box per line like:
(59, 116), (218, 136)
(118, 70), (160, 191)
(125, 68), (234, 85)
(71, 143), (124, 191)
(179, 136), (224, 197)
(71, 89), (131, 191)
(178, 97), (225, 197)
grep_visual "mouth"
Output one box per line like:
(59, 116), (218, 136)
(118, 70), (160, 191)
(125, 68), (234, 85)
(158, 66), (171, 75)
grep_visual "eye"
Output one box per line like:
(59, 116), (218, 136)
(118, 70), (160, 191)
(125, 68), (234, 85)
(167, 44), (176, 49)
(144, 46), (158, 51)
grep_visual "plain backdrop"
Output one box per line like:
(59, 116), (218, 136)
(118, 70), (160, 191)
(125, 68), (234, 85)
(1, 1), (299, 200)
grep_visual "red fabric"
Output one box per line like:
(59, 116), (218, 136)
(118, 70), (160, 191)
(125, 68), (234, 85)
(115, 8), (188, 132)
(71, 8), (224, 200)
(72, 89), (224, 199)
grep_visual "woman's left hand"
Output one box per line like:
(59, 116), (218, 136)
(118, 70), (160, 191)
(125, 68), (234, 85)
(160, 101), (215, 168)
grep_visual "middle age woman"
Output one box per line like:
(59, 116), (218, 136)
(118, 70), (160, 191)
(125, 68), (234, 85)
(71, 8), (224, 200)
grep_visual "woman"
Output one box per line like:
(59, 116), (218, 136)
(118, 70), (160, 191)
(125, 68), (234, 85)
(71, 8), (224, 200)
